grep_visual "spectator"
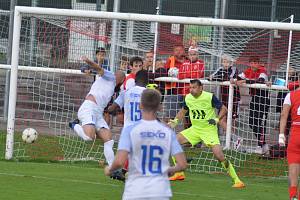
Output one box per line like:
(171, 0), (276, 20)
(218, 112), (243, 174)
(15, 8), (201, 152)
(147, 59), (168, 98)
(209, 56), (241, 131)
(143, 51), (154, 71)
(80, 47), (110, 73)
(121, 56), (143, 91)
(179, 46), (205, 96)
(164, 45), (187, 120)
(119, 55), (130, 73)
(236, 56), (270, 154)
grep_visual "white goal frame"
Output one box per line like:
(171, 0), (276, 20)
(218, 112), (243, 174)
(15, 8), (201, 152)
(5, 6), (300, 160)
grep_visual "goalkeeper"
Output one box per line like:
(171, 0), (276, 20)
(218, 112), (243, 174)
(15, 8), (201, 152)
(168, 79), (245, 188)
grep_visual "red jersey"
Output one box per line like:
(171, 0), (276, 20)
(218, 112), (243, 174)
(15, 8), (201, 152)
(287, 89), (300, 164)
(240, 66), (267, 80)
(288, 81), (300, 91)
(178, 59), (205, 95)
(290, 90), (300, 127)
(123, 73), (136, 90)
(239, 65), (268, 96)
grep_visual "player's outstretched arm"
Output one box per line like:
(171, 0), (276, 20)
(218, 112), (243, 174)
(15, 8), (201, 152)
(168, 152), (187, 177)
(279, 104), (291, 146)
(104, 150), (128, 176)
(81, 56), (104, 76)
(168, 108), (188, 128)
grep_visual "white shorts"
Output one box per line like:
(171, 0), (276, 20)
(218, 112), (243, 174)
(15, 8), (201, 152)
(77, 100), (109, 130)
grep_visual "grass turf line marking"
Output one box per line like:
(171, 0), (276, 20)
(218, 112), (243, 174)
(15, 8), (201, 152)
(0, 172), (221, 198)
(0, 172), (120, 187)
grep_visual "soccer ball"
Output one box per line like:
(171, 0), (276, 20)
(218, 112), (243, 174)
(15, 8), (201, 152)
(22, 128), (38, 143)
(168, 67), (179, 78)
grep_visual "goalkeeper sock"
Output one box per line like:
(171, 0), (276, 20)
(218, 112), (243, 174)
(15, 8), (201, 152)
(289, 186), (297, 199)
(74, 124), (93, 141)
(104, 140), (115, 166)
(221, 160), (241, 184)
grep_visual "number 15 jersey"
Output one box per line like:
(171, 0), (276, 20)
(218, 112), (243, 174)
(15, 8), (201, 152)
(115, 86), (146, 127)
(118, 120), (183, 199)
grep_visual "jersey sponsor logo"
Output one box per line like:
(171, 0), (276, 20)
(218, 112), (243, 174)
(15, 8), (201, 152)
(129, 93), (141, 98)
(191, 109), (206, 119)
(140, 131), (166, 139)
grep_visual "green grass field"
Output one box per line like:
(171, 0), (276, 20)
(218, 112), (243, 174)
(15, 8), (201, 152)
(0, 160), (287, 200)
(0, 130), (290, 199)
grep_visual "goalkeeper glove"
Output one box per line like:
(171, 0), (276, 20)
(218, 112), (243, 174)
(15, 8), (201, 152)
(146, 83), (158, 90)
(278, 133), (286, 147)
(168, 118), (179, 129)
(207, 118), (219, 125)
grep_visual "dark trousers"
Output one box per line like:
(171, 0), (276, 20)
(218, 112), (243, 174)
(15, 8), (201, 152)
(249, 95), (270, 146)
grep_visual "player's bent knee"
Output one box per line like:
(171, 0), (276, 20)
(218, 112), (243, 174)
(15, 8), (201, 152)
(82, 125), (96, 140)
(97, 128), (112, 142)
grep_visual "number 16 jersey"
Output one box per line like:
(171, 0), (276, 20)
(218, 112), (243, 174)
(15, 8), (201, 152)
(118, 120), (183, 199)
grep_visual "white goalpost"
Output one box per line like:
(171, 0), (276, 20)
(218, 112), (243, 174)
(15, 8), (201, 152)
(3, 6), (300, 176)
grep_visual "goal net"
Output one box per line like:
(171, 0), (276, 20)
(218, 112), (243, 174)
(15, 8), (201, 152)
(2, 7), (300, 177)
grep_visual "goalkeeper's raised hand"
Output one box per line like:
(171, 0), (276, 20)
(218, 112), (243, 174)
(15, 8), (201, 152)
(168, 118), (179, 129)
(278, 133), (286, 147)
(207, 118), (219, 126)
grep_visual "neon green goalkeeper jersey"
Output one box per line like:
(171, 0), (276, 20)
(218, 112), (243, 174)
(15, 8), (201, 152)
(185, 91), (217, 130)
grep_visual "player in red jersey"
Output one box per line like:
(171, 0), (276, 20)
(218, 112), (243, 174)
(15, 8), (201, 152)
(279, 77), (300, 200)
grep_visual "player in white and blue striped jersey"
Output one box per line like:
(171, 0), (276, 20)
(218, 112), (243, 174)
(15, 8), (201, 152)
(105, 89), (187, 200)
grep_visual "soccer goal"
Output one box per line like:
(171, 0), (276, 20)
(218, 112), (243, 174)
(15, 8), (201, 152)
(2, 6), (300, 177)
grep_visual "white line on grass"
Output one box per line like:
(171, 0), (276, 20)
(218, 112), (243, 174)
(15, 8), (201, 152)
(0, 172), (120, 187)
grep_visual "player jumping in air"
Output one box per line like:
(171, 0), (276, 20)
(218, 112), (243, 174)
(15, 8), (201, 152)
(69, 56), (125, 180)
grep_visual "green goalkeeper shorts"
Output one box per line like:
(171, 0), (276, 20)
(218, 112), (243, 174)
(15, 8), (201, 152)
(180, 126), (220, 147)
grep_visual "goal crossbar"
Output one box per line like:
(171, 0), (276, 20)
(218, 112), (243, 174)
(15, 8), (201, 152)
(14, 6), (300, 31)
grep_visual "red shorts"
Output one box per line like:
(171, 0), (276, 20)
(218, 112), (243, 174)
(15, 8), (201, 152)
(287, 127), (300, 164)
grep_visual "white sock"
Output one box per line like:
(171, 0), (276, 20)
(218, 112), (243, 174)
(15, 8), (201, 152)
(104, 140), (115, 166)
(74, 124), (93, 141)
